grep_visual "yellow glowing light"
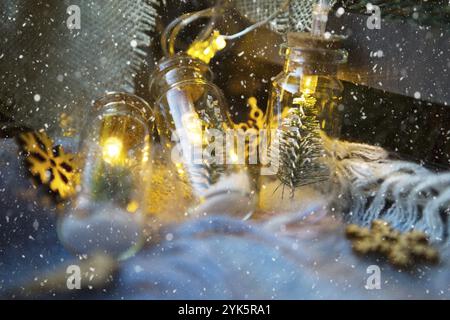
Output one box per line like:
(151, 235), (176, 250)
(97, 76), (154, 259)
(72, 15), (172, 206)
(214, 35), (227, 50)
(187, 30), (227, 64)
(142, 138), (150, 163)
(182, 112), (204, 145)
(126, 200), (139, 213)
(229, 150), (239, 164)
(175, 162), (185, 175)
(300, 75), (318, 95)
(102, 137), (123, 164)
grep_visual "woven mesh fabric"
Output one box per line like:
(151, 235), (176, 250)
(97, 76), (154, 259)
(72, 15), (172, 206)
(0, 0), (158, 133)
(233, 0), (336, 34)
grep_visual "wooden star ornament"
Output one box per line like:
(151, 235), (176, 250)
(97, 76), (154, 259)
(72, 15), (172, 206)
(18, 131), (79, 199)
(346, 219), (439, 268)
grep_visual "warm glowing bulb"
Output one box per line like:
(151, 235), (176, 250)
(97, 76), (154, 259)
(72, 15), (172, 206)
(187, 30), (227, 64)
(300, 75), (318, 95)
(176, 162), (185, 175)
(229, 151), (239, 164)
(126, 200), (139, 213)
(102, 137), (123, 164)
(203, 47), (211, 56)
(214, 35), (227, 50)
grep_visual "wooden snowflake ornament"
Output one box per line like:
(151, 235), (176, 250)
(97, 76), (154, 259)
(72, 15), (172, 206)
(346, 220), (439, 268)
(18, 131), (79, 199)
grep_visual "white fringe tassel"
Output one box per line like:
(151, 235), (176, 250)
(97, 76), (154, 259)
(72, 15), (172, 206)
(322, 135), (450, 244)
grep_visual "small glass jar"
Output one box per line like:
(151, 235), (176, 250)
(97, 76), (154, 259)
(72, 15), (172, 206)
(58, 92), (154, 260)
(266, 33), (348, 138)
(260, 33), (348, 197)
(149, 54), (256, 220)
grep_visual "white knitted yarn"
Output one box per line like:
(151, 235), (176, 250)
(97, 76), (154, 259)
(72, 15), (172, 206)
(323, 135), (450, 244)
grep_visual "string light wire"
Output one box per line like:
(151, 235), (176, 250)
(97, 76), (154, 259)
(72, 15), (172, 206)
(161, 0), (291, 57)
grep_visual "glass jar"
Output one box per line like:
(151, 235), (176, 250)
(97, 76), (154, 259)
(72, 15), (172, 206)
(149, 54), (256, 220)
(262, 33), (348, 194)
(58, 92), (154, 260)
(267, 33), (348, 138)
